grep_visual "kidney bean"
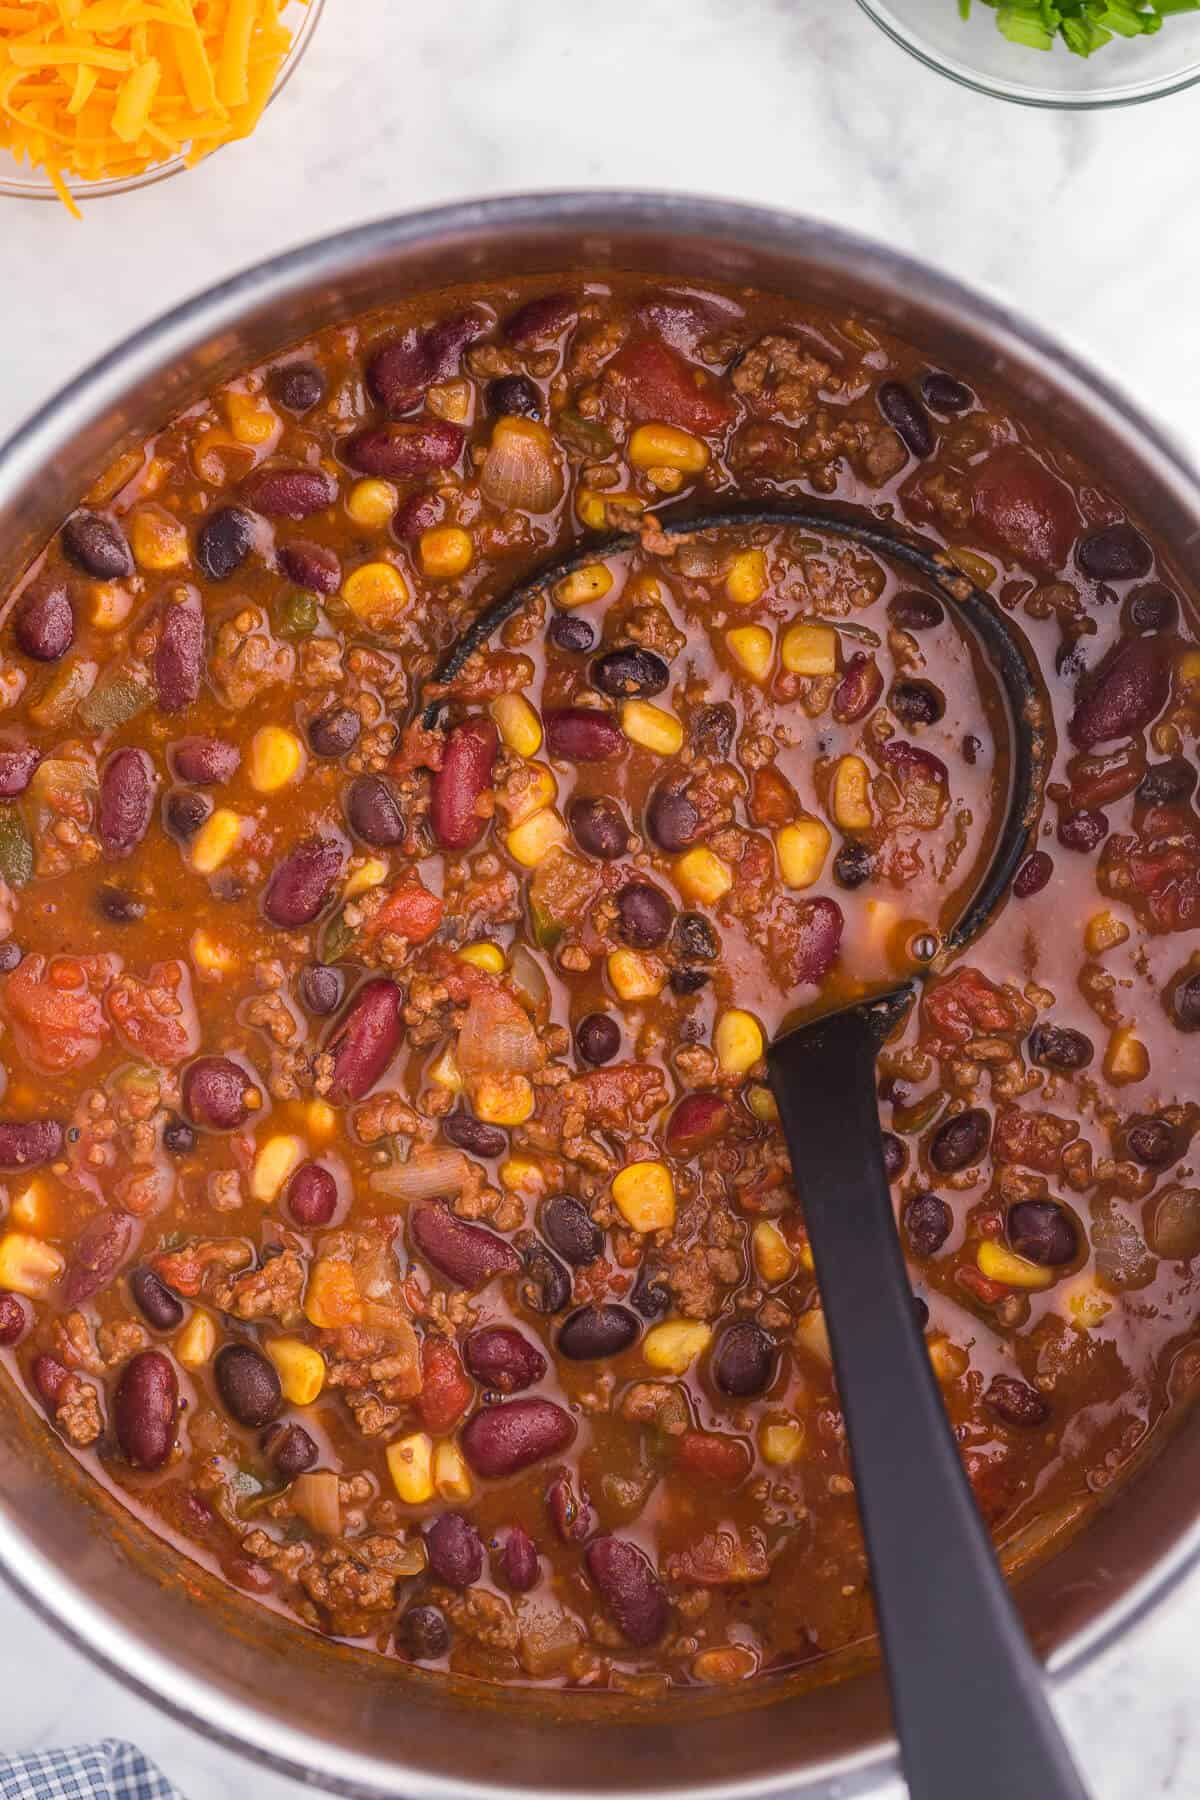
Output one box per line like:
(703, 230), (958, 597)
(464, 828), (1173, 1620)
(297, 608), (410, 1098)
(129, 1266), (183, 1331)
(114, 1350), (179, 1470)
(1013, 849), (1053, 898)
(501, 1526), (540, 1591)
(154, 591), (204, 712)
(182, 1056), (259, 1130)
(1170, 971), (1200, 1033)
(878, 380), (934, 458)
(881, 1131), (907, 1180)
(665, 1093), (732, 1157)
(165, 791), (210, 841)
(517, 1245), (572, 1315)
(1125, 1116), (1177, 1169)
(549, 613), (595, 654)
(616, 881), (673, 949)
(712, 1320), (775, 1396)
(264, 1420), (319, 1478)
(465, 1325), (547, 1394)
(1028, 1024), (1094, 1071)
(215, 1342), (282, 1429)
(921, 372), (974, 415)
(429, 719), (498, 851)
(32, 1352), (69, 1407)
(345, 774), (404, 847)
(1008, 1200), (1079, 1267)
(286, 1161), (338, 1227)
(1077, 523), (1152, 583)
(441, 1110), (507, 1158)
(328, 978), (404, 1099)
(1127, 584), (1177, 634)
(368, 312), (484, 416)
(61, 510), (133, 580)
(426, 1511), (484, 1587)
(832, 653), (883, 724)
(574, 1013), (620, 1065)
(196, 506), (255, 581)
(411, 1201), (520, 1290)
(399, 1604), (450, 1660)
(486, 374), (541, 419)
(161, 1116), (196, 1154)
(461, 1396), (576, 1478)
(547, 1470), (591, 1543)
(1057, 807), (1108, 854)
(929, 1107), (990, 1173)
(506, 293), (576, 347)
(268, 362), (325, 413)
(392, 491), (444, 544)
(307, 706), (361, 759)
(0, 1118), (63, 1168)
(541, 1194), (603, 1266)
(241, 465), (337, 518)
(264, 837), (344, 928)
(985, 1375), (1049, 1429)
(903, 1192), (952, 1258)
(567, 796), (629, 861)
(170, 736), (239, 786)
(789, 896), (844, 986)
(890, 679), (945, 728)
(972, 445), (1081, 575)
(557, 1304), (639, 1360)
(0, 1292), (26, 1346)
(298, 963), (343, 1016)
(278, 540), (341, 595)
(0, 744), (39, 797)
(888, 591), (944, 633)
(342, 420), (464, 479)
(584, 1536), (669, 1646)
(99, 749), (155, 859)
(543, 707), (625, 763)
(14, 583), (73, 662)
(591, 647), (670, 699)
(1068, 635), (1171, 749)
(62, 1209), (133, 1305)
(1137, 758), (1196, 808)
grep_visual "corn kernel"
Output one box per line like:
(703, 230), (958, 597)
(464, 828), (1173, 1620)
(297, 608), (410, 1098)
(387, 1431), (434, 1505)
(761, 1421), (805, 1465)
(746, 1084), (780, 1124)
(251, 1134), (305, 1202)
(506, 763), (557, 827)
(473, 1074), (535, 1127)
(306, 1100), (337, 1144)
(131, 504), (189, 570)
(1057, 1275), (1112, 1331)
(499, 1155), (546, 1193)
(91, 584), (133, 630)
(927, 1335), (969, 1382)
(725, 625), (773, 682)
(458, 941), (505, 974)
(612, 1161), (676, 1233)
(434, 1440), (473, 1501)
(420, 526), (474, 580)
(607, 948), (667, 1001)
(506, 808), (568, 868)
(0, 1232), (68, 1298)
(794, 1309), (832, 1365)
(490, 692), (543, 758)
(175, 1311), (216, 1368)
(725, 549), (768, 608)
(341, 561), (409, 626)
(426, 380), (472, 424)
(304, 1260), (363, 1330)
(555, 563), (613, 609)
(264, 1337), (326, 1405)
(189, 808), (245, 875)
(1178, 649), (1200, 694)
(715, 1009), (764, 1078)
(643, 1319), (712, 1373)
(428, 1046), (464, 1093)
(346, 478), (397, 528)
(753, 1220), (793, 1284)
(832, 755), (874, 832)
(576, 488), (643, 531)
(190, 929), (236, 975)
(11, 1181), (50, 1232)
(781, 622), (837, 676)
(977, 1240), (1054, 1291)
(692, 1646), (759, 1685)
(776, 819), (832, 890)
(1105, 1026), (1149, 1085)
(673, 847), (733, 906)
(628, 423), (709, 474)
(343, 857), (389, 898)
(621, 699), (684, 756)
(247, 725), (304, 793)
(225, 390), (278, 445)
(1084, 910), (1129, 956)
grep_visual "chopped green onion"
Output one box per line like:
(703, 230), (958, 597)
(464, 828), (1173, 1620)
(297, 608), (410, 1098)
(959, 0), (1197, 49)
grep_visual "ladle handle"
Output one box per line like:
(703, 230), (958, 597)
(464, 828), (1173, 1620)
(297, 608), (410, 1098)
(768, 1007), (1090, 1800)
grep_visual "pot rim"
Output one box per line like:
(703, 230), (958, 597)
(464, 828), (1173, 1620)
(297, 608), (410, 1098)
(1, 187), (1199, 1800)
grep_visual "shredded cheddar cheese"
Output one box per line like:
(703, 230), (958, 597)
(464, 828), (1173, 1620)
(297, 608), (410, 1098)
(0, 0), (308, 215)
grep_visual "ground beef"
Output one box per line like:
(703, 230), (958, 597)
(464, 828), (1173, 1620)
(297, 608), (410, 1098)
(211, 1249), (307, 1325)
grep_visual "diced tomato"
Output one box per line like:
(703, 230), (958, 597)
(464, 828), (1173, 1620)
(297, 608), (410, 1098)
(417, 1334), (472, 1434)
(919, 966), (1020, 1058)
(971, 445), (1081, 575)
(105, 960), (200, 1067)
(364, 878), (443, 944)
(3, 953), (111, 1073)
(954, 1265), (1009, 1308)
(675, 1430), (753, 1484)
(608, 339), (735, 436)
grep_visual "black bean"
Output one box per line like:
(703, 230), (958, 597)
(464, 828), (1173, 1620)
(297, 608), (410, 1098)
(399, 1604), (450, 1660)
(196, 506), (254, 581)
(162, 1115), (196, 1155)
(549, 614), (595, 653)
(920, 372), (974, 415)
(834, 842), (873, 889)
(672, 912), (719, 962)
(712, 1321), (775, 1397)
(95, 884), (145, 924)
(0, 943), (21, 973)
(929, 1108), (990, 1173)
(1077, 523), (1153, 583)
(1007, 1201), (1079, 1267)
(985, 1375), (1048, 1429)
(591, 647), (670, 699)
(1028, 1023), (1094, 1072)
(669, 968), (709, 996)
(878, 380), (934, 458)
(557, 1304), (639, 1360)
(62, 510), (133, 580)
(1137, 759), (1196, 808)
(881, 1131), (907, 1180)
(575, 1013), (620, 1065)
(888, 591), (944, 632)
(542, 1194), (604, 1265)
(1057, 808), (1108, 854)
(615, 881), (673, 949)
(442, 1109), (507, 1158)
(345, 774), (405, 847)
(426, 1512), (484, 1587)
(1124, 1116), (1177, 1169)
(692, 702), (735, 759)
(645, 781), (699, 852)
(912, 1294), (930, 1329)
(299, 963), (343, 1016)
(518, 1244), (572, 1315)
(165, 790), (211, 841)
(307, 707), (361, 759)
(263, 1421), (319, 1478)
(214, 1342), (282, 1428)
(268, 362), (325, 414)
(630, 1258), (671, 1321)
(1169, 972), (1200, 1033)
(567, 795), (629, 861)
(1126, 584), (1177, 634)
(890, 680), (944, 727)
(129, 1267), (184, 1331)
(485, 374), (542, 419)
(903, 1192), (952, 1258)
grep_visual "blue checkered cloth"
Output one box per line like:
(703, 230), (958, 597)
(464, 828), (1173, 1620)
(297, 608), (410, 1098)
(0, 1744), (181, 1800)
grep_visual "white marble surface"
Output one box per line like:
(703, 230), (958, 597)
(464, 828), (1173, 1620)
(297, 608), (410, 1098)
(1, 2), (1199, 1795)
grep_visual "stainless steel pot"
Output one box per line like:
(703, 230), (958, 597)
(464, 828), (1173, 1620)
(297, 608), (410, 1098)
(1, 191), (1198, 1800)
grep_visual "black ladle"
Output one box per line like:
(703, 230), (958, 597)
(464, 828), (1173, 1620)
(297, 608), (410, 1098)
(422, 504), (1087, 1800)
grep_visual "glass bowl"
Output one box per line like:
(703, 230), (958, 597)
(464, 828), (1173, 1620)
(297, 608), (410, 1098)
(0, 0), (325, 205)
(855, 0), (1200, 106)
